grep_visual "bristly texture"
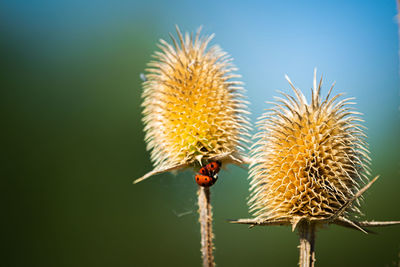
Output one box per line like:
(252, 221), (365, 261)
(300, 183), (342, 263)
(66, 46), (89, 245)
(231, 72), (400, 267)
(248, 71), (371, 222)
(136, 26), (250, 183)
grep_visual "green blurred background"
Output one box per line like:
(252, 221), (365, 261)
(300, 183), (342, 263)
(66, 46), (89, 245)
(2, 0), (399, 266)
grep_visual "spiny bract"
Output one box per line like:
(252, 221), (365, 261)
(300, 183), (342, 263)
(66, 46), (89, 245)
(248, 73), (370, 222)
(140, 27), (250, 178)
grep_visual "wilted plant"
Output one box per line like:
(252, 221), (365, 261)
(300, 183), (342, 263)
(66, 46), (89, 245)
(135, 26), (250, 267)
(231, 70), (400, 267)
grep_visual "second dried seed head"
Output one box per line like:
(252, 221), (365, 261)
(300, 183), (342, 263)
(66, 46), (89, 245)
(248, 72), (370, 224)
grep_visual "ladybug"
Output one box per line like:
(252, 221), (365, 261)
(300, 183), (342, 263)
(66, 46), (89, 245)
(199, 166), (208, 176)
(195, 174), (217, 187)
(206, 161), (221, 174)
(195, 161), (222, 187)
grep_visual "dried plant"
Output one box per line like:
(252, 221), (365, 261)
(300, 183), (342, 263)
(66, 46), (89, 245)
(135, 26), (250, 267)
(231, 70), (400, 267)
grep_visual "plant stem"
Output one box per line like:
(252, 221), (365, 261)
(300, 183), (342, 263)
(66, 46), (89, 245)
(298, 222), (316, 267)
(197, 186), (215, 267)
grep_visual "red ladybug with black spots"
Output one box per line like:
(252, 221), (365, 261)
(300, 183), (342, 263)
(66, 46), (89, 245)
(195, 161), (222, 187)
(195, 174), (217, 187)
(206, 161), (221, 174)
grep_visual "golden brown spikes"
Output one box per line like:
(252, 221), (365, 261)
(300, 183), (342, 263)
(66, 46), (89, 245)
(136, 26), (251, 267)
(136, 26), (250, 183)
(229, 71), (400, 267)
(248, 71), (369, 222)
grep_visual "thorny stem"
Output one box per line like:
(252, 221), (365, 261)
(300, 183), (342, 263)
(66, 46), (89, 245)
(298, 222), (316, 267)
(197, 186), (215, 267)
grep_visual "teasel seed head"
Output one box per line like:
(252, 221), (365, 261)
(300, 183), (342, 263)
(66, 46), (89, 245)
(231, 72), (400, 266)
(135, 26), (251, 183)
(248, 70), (371, 225)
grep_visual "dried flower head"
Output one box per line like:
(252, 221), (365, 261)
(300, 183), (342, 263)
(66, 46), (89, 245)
(248, 71), (371, 225)
(231, 71), (400, 266)
(135, 26), (250, 183)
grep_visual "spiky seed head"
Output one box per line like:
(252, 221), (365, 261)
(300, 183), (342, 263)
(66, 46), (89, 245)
(139, 26), (250, 181)
(248, 72), (371, 223)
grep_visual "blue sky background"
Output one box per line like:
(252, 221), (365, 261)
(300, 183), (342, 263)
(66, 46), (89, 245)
(2, 0), (399, 125)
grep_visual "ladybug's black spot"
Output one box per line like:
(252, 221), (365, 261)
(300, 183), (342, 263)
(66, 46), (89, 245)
(196, 177), (199, 181)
